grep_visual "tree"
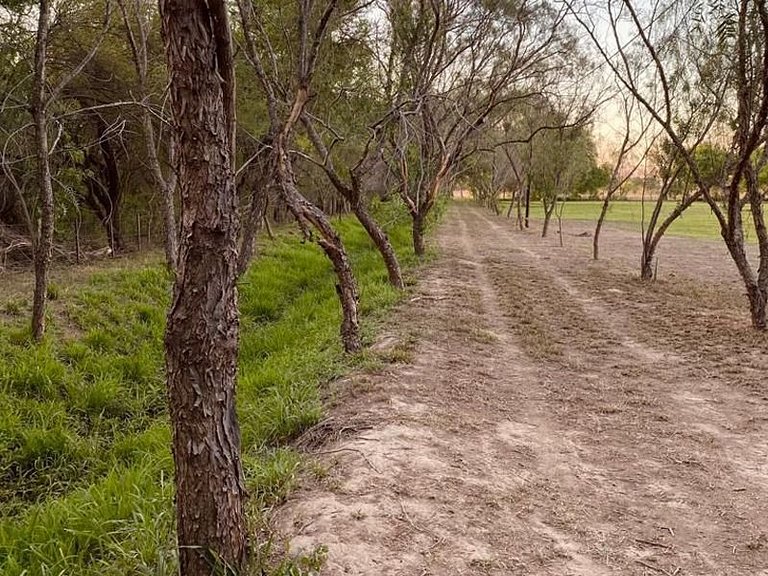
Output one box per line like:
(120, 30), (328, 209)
(118, 0), (178, 271)
(159, 0), (248, 573)
(237, 0), (364, 352)
(28, 0), (111, 341)
(593, 92), (652, 261)
(527, 112), (597, 238)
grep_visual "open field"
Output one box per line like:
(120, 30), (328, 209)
(275, 203), (768, 575)
(0, 204), (421, 576)
(502, 200), (757, 241)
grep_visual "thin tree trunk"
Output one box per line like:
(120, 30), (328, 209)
(593, 195), (611, 260)
(237, 186), (268, 277)
(160, 1), (248, 574)
(353, 202), (404, 289)
(506, 191), (515, 218)
(31, 0), (52, 343)
(640, 238), (656, 281)
(412, 211), (426, 257)
(541, 201), (555, 238)
(524, 183), (531, 228)
(274, 143), (362, 353)
(143, 111), (178, 271)
(263, 207), (274, 240)
(724, 227), (768, 329)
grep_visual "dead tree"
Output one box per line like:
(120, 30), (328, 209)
(159, 0), (248, 573)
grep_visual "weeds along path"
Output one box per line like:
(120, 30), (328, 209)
(275, 204), (768, 575)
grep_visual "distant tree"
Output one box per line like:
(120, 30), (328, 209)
(28, 0), (111, 341)
(529, 121), (596, 238)
(380, 0), (577, 256)
(576, 163), (611, 199)
(593, 92), (653, 261)
(118, 0), (178, 271)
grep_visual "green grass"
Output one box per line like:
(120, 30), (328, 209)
(510, 200), (756, 241)
(0, 201), (421, 575)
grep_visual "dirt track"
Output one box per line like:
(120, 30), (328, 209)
(276, 204), (768, 576)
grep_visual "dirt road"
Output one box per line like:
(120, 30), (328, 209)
(276, 204), (768, 575)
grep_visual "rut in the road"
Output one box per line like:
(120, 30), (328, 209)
(274, 204), (768, 576)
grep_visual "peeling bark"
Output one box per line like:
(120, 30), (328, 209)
(160, 0), (248, 573)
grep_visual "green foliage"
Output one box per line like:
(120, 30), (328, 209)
(0, 206), (419, 575)
(575, 163), (612, 199)
(654, 139), (729, 195)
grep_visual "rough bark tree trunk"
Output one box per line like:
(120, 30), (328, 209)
(237, 185), (268, 277)
(160, 1), (248, 573)
(353, 202), (404, 289)
(412, 211), (426, 257)
(31, 0), (52, 343)
(274, 142), (362, 353)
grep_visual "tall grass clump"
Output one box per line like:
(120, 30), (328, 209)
(0, 202), (422, 575)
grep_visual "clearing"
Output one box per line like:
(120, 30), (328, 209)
(276, 203), (768, 575)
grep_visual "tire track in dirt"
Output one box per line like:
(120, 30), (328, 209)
(274, 204), (768, 576)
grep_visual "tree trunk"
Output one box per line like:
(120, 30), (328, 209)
(640, 239), (656, 281)
(31, 0), (52, 343)
(524, 183), (531, 228)
(143, 110), (178, 271)
(723, 229), (768, 330)
(31, 108), (54, 343)
(593, 196), (610, 260)
(160, 1), (248, 574)
(412, 211), (426, 257)
(107, 207), (123, 253)
(353, 202), (404, 289)
(746, 284), (768, 330)
(237, 187), (268, 277)
(274, 144), (362, 353)
(541, 201), (555, 238)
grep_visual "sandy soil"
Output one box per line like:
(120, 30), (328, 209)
(274, 204), (768, 576)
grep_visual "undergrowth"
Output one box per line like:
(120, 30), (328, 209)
(0, 200), (425, 575)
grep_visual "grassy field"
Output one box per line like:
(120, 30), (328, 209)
(0, 202), (422, 575)
(505, 200), (751, 241)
